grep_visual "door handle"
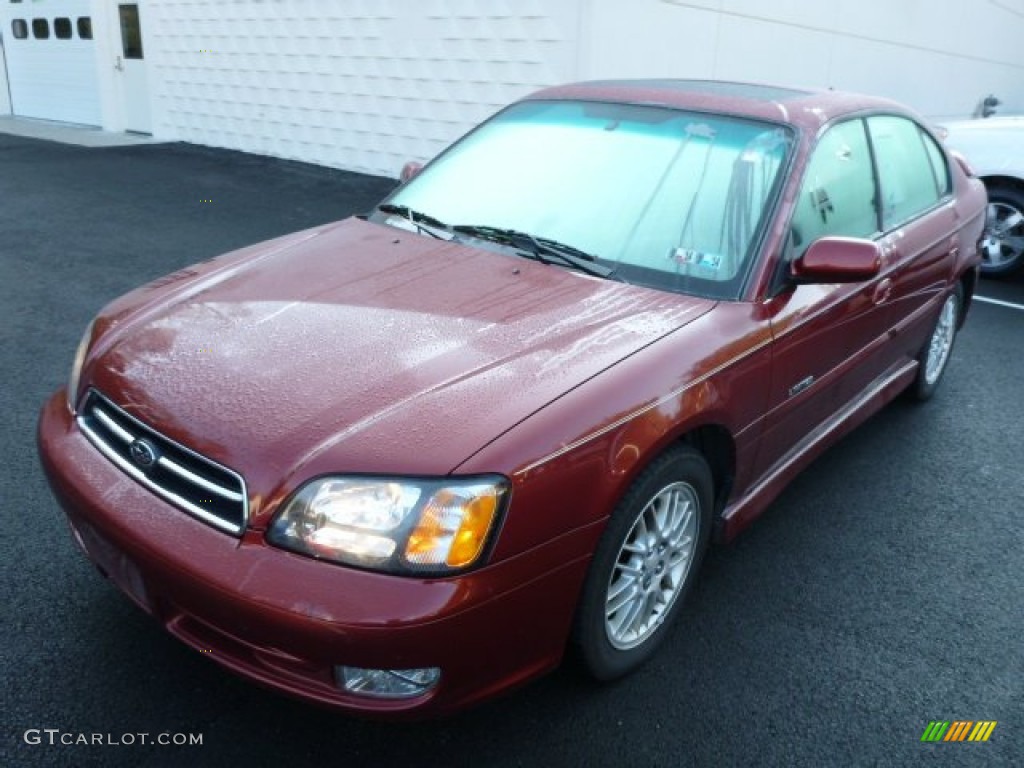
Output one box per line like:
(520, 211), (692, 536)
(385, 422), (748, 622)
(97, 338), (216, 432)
(115, 55), (124, 71)
(872, 277), (893, 305)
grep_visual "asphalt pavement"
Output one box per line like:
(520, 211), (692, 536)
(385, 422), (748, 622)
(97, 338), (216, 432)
(1, 131), (1021, 767)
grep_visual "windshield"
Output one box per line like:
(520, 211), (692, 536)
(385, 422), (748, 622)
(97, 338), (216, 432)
(385, 99), (793, 300)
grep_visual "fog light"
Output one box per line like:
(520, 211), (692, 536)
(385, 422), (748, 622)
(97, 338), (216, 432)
(336, 666), (440, 699)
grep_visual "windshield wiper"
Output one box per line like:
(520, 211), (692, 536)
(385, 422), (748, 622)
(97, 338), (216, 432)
(451, 224), (618, 279)
(376, 204), (450, 239)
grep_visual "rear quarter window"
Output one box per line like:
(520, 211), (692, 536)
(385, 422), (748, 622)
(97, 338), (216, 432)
(921, 130), (952, 198)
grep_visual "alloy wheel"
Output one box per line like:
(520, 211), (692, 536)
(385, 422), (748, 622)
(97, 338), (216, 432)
(604, 481), (699, 650)
(924, 293), (958, 386)
(981, 201), (1024, 273)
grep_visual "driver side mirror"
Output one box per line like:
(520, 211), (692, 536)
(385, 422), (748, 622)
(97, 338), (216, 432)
(400, 161), (423, 184)
(791, 236), (882, 283)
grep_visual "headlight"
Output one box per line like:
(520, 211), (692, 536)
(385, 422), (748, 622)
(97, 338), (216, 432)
(67, 319), (96, 412)
(267, 476), (509, 575)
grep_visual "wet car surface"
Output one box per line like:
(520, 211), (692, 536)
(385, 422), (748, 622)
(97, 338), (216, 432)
(38, 80), (987, 717)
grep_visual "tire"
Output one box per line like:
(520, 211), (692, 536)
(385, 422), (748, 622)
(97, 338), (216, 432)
(909, 283), (962, 402)
(573, 446), (712, 681)
(979, 184), (1024, 277)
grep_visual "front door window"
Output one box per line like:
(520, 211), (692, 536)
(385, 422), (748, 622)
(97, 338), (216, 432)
(789, 119), (879, 259)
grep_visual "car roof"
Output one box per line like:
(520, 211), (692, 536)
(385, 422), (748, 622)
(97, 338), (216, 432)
(524, 79), (911, 132)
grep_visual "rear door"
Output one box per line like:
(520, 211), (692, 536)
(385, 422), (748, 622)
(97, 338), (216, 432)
(863, 115), (956, 383)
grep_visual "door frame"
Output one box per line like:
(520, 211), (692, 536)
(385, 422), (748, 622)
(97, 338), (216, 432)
(96, 0), (153, 134)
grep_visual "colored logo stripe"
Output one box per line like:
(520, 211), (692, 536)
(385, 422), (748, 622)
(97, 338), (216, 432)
(944, 721), (972, 741)
(921, 721), (949, 742)
(921, 721), (996, 742)
(969, 721), (998, 742)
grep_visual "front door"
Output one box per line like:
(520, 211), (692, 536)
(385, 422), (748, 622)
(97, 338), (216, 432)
(756, 118), (890, 478)
(113, 3), (150, 133)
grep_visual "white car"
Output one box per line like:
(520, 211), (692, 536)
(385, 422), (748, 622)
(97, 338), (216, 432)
(940, 116), (1024, 276)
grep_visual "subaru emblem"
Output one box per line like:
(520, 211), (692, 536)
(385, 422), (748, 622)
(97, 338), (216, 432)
(129, 438), (158, 468)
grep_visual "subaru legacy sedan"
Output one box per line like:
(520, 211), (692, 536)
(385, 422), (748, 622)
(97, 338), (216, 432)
(38, 80), (986, 718)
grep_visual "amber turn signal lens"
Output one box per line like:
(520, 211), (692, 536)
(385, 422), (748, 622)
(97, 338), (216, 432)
(405, 486), (500, 569)
(447, 493), (499, 567)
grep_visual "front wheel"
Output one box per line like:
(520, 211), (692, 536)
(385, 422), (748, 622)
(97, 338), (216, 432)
(979, 185), (1024, 276)
(573, 446), (712, 680)
(909, 284), (962, 401)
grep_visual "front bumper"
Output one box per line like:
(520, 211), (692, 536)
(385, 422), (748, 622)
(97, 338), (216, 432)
(38, 390), (595, 718)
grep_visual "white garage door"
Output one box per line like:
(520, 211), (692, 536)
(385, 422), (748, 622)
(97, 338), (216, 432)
(0, 0), (101, 125)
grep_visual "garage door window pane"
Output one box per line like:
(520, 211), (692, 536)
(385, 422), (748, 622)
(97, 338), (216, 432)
(32, 18), (48, 39)
(55, 17), (72, 39)
(118, 4), (143, 59)
(77, 17), (92, 39)
(11, 19), (27, 39)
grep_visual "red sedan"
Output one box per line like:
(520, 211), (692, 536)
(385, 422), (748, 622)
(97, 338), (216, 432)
(38, 80), (986, 718)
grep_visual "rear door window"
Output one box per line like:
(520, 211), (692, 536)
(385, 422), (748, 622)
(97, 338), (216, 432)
(867, 116), (948, 230)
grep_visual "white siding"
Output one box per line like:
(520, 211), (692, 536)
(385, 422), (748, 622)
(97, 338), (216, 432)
(12, 0), (1013, 175)
(585, 0), (1024, 122)
(145, 0), (582, 176)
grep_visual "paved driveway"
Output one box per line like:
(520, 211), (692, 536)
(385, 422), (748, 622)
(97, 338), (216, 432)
(1, 132), (1021, 767)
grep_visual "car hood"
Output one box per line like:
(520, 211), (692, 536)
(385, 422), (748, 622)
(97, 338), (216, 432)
(88, 218), (713, 520)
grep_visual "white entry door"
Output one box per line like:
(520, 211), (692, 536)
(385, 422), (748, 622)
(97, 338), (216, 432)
(113, 2), (151, 133)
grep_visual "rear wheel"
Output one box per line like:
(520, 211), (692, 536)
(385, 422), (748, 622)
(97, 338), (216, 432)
(979, 185), (1024, 276)
(574, 446), (712, 680)
(910, 284), (962, 401)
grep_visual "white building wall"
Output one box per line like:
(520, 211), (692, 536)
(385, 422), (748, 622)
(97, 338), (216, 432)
(144, 0), (582, 176)
(583, 0), (1024, 121)
(137, 0), (1024, 177)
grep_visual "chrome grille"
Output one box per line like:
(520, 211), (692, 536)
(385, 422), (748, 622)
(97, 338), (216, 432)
(77, 389), (248, 535)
